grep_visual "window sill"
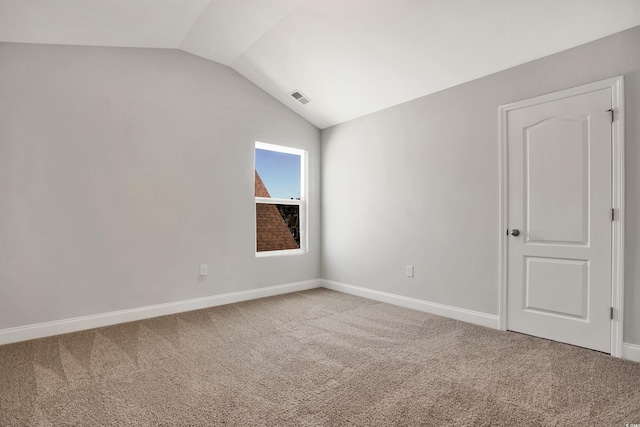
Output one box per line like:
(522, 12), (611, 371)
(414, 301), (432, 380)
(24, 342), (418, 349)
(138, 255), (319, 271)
(256, 249), (306, 258)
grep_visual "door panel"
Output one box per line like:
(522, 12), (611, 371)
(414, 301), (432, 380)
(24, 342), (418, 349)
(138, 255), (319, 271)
(525, 117), (588, 245)
(507, 88), (612, 353)
(524, 257), (588, 319)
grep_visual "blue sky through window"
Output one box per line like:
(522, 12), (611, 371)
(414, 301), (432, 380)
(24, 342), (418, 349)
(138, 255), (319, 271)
(255, 148), (301, 199)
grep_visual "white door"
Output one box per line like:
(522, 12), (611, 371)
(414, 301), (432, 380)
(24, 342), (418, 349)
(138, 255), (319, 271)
(506, 88), (612, 353)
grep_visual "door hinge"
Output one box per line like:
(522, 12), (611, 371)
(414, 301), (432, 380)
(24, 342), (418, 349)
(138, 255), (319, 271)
(610, 307), (614, 320)
(611, 208), (615, 221)
(607, 108), (614, 123)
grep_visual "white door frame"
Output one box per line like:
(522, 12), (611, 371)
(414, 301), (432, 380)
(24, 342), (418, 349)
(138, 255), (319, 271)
(498, 76), (625, 357)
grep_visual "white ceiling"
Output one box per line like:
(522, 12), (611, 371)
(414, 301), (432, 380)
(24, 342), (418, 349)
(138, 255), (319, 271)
(1, 0), (639, 129)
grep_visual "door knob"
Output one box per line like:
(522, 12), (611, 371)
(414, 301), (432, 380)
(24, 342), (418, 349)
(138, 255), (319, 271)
(510, 229), (520, 236)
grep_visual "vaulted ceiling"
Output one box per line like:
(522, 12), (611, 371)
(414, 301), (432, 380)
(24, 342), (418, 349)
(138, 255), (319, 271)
(1, 0), (639, 128)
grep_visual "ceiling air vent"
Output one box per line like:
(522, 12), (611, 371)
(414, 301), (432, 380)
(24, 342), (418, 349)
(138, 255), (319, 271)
(290, 90), (311, 105)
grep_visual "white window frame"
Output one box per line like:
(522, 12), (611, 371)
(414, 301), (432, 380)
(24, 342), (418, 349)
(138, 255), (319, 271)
(255, 141), (308, 257)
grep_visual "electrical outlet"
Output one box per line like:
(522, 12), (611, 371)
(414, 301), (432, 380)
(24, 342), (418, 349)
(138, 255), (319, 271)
(406, 265), (414, 277)
(199, 264), (208, 276)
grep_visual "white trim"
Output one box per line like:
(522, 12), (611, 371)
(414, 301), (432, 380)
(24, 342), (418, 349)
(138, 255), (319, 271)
(4, 277), (637, 362)
(498, 76), (625, 357)
(610, 77), (625, 358)
(621, 343), (640, 363)
(255, 197), (303, 205)
(0, 279), (322, 346)
(255, 248), (305, 257)
(498, 96), (509, 332)
(322, 280), (500, 330)
(255, 141), (305, 157)
(254, 141), (308, 255)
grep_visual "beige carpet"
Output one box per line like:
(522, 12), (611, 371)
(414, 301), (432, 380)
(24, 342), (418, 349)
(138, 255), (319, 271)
(1, 288), (639, 426)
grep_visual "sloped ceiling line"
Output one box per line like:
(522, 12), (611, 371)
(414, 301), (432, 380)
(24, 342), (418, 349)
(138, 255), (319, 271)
(1, 0), (639, 128)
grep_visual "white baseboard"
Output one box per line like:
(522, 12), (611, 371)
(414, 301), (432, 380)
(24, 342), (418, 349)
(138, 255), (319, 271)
(321, 279), (500, 330)
(622, 342), (640, 363)
(0, 279), (322, 346)
(5, 277), (636, 363)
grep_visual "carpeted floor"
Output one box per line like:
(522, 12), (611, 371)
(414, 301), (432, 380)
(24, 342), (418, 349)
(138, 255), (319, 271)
(1, 288), (639, 426)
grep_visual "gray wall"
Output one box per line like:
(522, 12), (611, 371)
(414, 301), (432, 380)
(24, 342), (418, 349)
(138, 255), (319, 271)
(321, 26), (640, 345)
(0, 43), (320, 330)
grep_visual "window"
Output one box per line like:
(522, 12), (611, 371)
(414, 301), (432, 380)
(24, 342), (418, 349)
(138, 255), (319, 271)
(255, 142), (307, 256)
